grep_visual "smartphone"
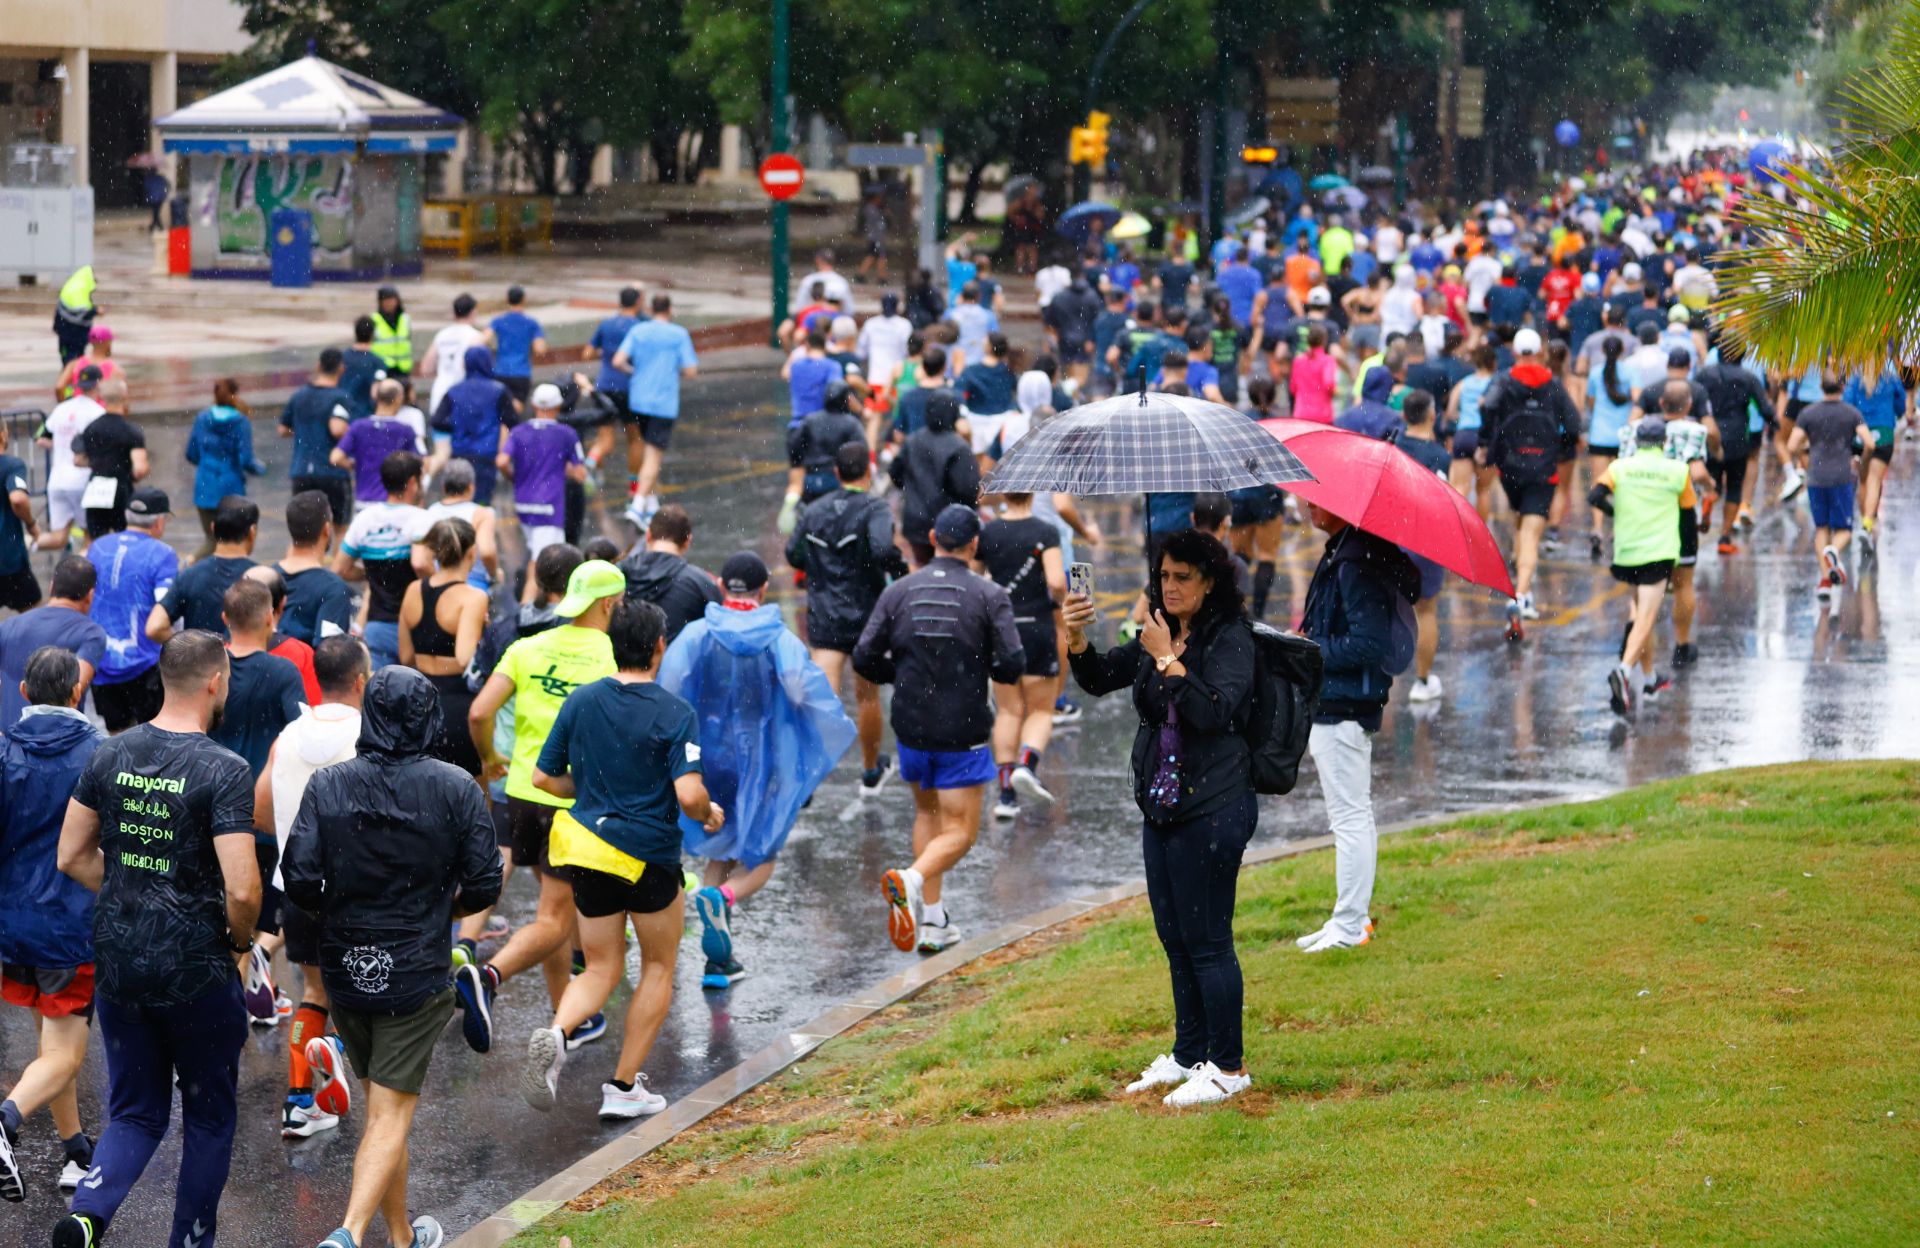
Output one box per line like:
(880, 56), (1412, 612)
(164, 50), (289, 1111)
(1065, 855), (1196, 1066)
(1069, 561), (1094, 601)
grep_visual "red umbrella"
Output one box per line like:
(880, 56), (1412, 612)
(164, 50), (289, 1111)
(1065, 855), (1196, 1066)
(1259, 418), (1514, 597)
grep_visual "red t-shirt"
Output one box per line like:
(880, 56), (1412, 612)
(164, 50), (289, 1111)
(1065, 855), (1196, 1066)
(271, 634), (321, 706)
(1542, 268), (1579, 323)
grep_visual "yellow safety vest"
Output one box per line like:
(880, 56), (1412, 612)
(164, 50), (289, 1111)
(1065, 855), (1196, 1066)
(371, 311), (412, 373)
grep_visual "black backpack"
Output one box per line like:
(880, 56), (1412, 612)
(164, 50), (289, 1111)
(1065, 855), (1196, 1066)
(1243, 622), (1324, 796)
(1495, 385), (1564, 484)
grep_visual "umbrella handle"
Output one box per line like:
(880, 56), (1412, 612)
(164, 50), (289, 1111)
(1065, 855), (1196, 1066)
(1134, 363), (1148, 405)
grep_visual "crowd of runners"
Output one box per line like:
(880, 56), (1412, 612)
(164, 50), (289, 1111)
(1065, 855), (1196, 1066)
(0, 147), (1908, 1246)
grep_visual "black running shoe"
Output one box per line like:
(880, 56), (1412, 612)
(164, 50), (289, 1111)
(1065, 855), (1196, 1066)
(1673, 643), (1698, 668)
(1607, 667), (1632, 717)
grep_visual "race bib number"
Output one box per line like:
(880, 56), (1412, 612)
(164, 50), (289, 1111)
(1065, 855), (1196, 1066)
(82, 476), (119, 509)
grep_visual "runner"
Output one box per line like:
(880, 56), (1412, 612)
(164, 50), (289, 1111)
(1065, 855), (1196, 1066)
(0, 559), (104, 733)
(341, 318), (383, 418)
(149, 495), (256, 642)
(489, 285), (547, 404)
(429, 347), (517, 507)
(588, 286), (642, 474)
(976, 493), (1066, 820)
(425, 294), (487, 416)
(53, 631), (261, 1248)
(1581, 335), (1636, 561)
(70, 378), (146, 541)
(423, 458), (501, 590)
(285, 666), (501, 1248)
(1842, 363), (1907, 553)
(1446, 344), (1498, 519)
(1396, 391), (1453, 703)
(334, 380), (429, 512)
(35, 365), (103, 553)
(856, 505), (1024, 953)
(958, 332), (1018, 471)
(1478, 327), (1581, 639)
(1787, 376), (1873, 598)
(183, 380), (264, 562)
(281, 350), (355, 527)
(659, 552), (853, 987)
(78, 487), (175, 735)
(1695, 339), (1771, 555)
(253, 634), (369, 1139)
(497, 384), (588, 602)
(787, 382), (869, 507)
(461, 560), (624, 1052)
(275, 490), (356, 645)
(617, 504), (722, 643)
(858, 293), (914, 444)
(1590, 418), (1693, 715)
(890, 391), (981, 566)
(398, 519), (489, 774)
(0, 647), (103, 1202)
(610, 294), (699, 526)
(1622, 382), (1715, 667)
(333, 452), (433, 670)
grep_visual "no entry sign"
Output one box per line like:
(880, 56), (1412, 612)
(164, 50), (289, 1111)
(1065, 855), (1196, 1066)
(759, 154), (805, 201)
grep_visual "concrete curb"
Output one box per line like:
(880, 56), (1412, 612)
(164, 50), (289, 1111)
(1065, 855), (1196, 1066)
(449, 791), (1597, 1246)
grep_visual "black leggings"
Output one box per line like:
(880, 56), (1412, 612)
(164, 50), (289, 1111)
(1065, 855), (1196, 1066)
(1141, 790), (1257, 1071)
(1709, 454), (1749, 523)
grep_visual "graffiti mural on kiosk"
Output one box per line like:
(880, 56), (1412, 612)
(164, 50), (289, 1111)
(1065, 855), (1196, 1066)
(200, 155), (355, 258)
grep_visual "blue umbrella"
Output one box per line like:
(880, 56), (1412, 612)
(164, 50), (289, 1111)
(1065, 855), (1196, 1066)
(1056, 201), (1123, 243)
(1309, 173), (1349, 191)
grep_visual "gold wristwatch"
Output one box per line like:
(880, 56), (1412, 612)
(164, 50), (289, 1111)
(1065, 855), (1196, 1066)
(1155, 652), (1178, 673)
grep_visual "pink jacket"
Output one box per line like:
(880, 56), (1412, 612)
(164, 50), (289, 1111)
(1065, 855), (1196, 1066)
(1289, 349), (1337, 423)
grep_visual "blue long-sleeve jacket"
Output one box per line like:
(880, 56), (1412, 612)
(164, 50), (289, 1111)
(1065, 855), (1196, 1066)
(0, 708), (104, 966)
(1300, 525), (1419, 730)
(184, 404), (265, 509)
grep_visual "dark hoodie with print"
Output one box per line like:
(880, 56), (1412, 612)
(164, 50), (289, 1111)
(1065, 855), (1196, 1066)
(282, 667), (501, 1015)
(1480, 360), (1581, 482)
(431, 345), (519, 461)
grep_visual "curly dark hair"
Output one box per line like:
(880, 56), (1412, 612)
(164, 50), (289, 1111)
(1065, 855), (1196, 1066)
(1152, 528), (1245, 636)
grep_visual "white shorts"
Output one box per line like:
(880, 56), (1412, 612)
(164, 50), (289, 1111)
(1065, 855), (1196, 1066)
(48, 487), (86, 532)
(998, 411), (1032, 452)
(524, 524), (565, 560)
(968, 413), (1007, 457)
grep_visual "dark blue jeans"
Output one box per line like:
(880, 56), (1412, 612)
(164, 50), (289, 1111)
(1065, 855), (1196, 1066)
(74, 977), (247, 1244)
(1141, 791), (1257, 1071)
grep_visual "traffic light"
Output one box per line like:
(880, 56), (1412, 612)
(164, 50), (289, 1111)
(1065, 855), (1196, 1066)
(1070, 111), (1111, 167)
(1241, 146), (1279, 164)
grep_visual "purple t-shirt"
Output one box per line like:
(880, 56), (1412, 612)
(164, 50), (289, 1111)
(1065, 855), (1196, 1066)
(337, 417), (423, 502)
(503, 419), (583, 522)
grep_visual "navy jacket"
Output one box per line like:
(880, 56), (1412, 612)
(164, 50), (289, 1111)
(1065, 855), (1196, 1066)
(431, 345), (519, 460)
(0, 708), (104, 966)
(1336, 367), (1407, 442)
(1300, 525), (1419, 730)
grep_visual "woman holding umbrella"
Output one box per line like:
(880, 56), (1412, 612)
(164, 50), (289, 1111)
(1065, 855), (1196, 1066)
(1062, 530), (1259, 1108)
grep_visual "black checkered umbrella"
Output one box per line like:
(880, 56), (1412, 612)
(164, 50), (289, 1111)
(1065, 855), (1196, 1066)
(981, 390), (1315, 496)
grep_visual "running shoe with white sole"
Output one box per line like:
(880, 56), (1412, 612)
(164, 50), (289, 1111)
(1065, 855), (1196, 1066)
(1009, 765), (1054, 804)
(0, 1126), (22, 1202)
(916, 917), (961, 953)
(600, 1077), (668, 1119)
(453, 962), (496, 1053)
(1293, 923), (1331, 950)
(1124, 1054), (1194, 1093)
(693, 886), (733, 964)
(991, 790), (1019, 820)
(1051, 698), (1083, 726)
(1778, 468), (1804, 502)
(1301, 927), (1370, 953)
(1608, 666), (1633, 716)
(243, 944), (278, 1025)
(1163, 1061), (1252, 1107)
(565, 1013), (607, 1050)
(1642, 674), (1673, 701)
(522, 1026), (566, 1111)
(480, 913), (511, 942)
(858, 754), (896, 798)
(307, 1034), (352, 1118)
(281, 1096), (340, 1138)
(316, 1229), (358, 1248)
(1822, 544), (1847, 589)
(51, 1213), (105, 1247)
(57, 1157), (87, 1193)
(1407, 675), (1443, 703)
(882, 867), (923, 952)
(701, 956), (747, 990)
(410, 1214), (446, 1248)
(1519, 592), (1539, 621)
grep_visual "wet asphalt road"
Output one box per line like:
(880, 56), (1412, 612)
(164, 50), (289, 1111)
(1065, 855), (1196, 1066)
(4, 367), (1919, 1245)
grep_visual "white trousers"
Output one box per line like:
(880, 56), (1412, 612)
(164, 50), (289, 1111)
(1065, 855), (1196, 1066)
(1309, 719), (1376, 939)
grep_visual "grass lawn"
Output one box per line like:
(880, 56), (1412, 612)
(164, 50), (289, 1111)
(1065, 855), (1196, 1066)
(515, 762), (1920, 1247)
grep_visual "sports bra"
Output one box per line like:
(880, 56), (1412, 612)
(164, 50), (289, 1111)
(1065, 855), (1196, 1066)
(410, 579), (460, 658)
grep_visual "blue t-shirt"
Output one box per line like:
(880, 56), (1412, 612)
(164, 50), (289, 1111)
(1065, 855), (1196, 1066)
(160, 555), (255, 639)
(787, 355), (841, 423)
(1585, 369), (1635, 450)
(957, 362), (1016, 416)
(489, 310), (544, 377)
(1160, 361), (1221, 394)
(1107, 261), (1140, 291)
(0, 454), (28, 575)
(1455, 373), (1491, 432)
(1844, 370), (1907, 432)
(535, 677), (700, 866)
(280, 384), (352, 479)
(948, 303), (997, 361)
(0, 607), (107, 731)
(1216, 265), (1262, 328)
(210, 650), (305, 780)
(89, 530), (179, 683)
(276, 564), (354, 645)
(591, 313), (638, 394)
(618, 320), (699, 419)
(945, 257), (978, 304)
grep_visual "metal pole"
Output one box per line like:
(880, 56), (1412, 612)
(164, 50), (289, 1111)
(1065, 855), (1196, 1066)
(1207, 41), (1229, 251)
(1078, 0), (1157, 205)
(769, 0), (790, 349)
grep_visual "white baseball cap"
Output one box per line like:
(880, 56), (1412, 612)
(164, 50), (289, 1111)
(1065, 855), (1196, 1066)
(1513, 328), (1543, 355)
(1307, 285), (1331, 307)
(531, 383), (564, 409)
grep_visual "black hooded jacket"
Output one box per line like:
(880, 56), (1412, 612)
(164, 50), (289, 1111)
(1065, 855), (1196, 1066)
(889, 392), (980, 542)
(619, 550), (722, 642)
(282, 668), (502, 1015)
(786, 487), (907, 649)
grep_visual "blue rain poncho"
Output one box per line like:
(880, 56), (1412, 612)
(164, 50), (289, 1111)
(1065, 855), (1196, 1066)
(659, 602), (855, 868)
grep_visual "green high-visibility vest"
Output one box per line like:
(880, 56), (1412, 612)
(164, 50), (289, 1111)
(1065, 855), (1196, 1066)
(371, 311), (412, 373)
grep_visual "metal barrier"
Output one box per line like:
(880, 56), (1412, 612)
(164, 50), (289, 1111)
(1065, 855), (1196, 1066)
(422, 195), (555, 257)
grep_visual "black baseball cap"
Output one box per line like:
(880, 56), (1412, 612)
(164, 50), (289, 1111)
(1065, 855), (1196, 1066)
(76, 364), (102, 390)
(126, 486), (171, 520)
(933, 504), (982, 549)
(721, 551), (769, 597)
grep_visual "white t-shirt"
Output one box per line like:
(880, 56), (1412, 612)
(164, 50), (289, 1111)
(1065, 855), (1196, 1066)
(44, 395), (104, 491)
(857, 314), (913, 387)
(1034, 265), (1072, 308)
(797, 270), (855, 313)
(1373, 225), (1404, 264)
(428, 322), (487, 414)
(1463, 254), (1503, 314)
(397, 404), (430, 446)
(268, 704), (361, 887)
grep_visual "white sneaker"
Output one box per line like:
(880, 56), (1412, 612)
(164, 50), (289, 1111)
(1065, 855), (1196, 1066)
(1778, 468), (1804, 502)
(0, 1125), (23, 1201)
(1163, 1061), (1252, 1107)
(1293, 922), (1331, 950)
(598, 1077), (668, 1120)
(410, 1215), (446, 1248)
(883, 867), (924, 952)
(521, 1026), (566, 1111)
(281, 1098), (340, 1138)
(1125, 1053), (1194, 1093)
(916, 917), (962, 953)
(1518, 592), (1539, 621)
(1407, 675), (1443, 703)
(1009, 765), (1054, 804)
(991, 792), (1019, 820)
(1302, 927), (1370, 954)
(57, 1158), (87, 1193)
